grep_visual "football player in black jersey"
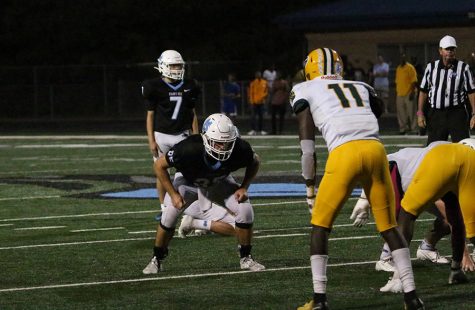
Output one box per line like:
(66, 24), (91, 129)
(143, 113), (265, 274)
(142, 50), (200, 213)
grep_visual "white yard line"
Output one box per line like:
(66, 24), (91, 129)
(70, 227), (124, 233)
(0, 195), (61, 201)
(14, 226), (66, 231)
(0, 257), (423, 293)
(0, 237), (153, 250)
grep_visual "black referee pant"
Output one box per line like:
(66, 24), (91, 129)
(426, 106), (470, 144)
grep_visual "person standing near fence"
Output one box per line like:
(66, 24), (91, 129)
(417, 35), (475, 144)
(247, 70), (268, 135)
(395, 53), (419, 135)
(373, 55), (390, 113)
(221, 72), (240, 123)
(270, 71), (289, 135)
(142, 50), (199, 214)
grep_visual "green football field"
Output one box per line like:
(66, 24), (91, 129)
(0, 134), (473, 309)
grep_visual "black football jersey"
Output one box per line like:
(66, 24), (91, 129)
(142, 78), (201, 134)
(165, 135), (255, 187)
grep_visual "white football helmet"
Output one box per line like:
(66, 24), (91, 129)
(201, 113), (237, 161)
(155, 50), (185, 80)
(459, 138), (475, 150)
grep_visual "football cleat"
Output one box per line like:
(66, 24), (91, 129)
(142, 256), (162, 274)
(379, 277), (402, 293)
(192, 229), (210, 236)
(240, 255), (265, 271)
(375, 258), (395, 272)
(177, 215), (194, 238)
(416, 247), (450, 264)
(448, 268), (469, 284)
(297, 300), (329, 310)
(404, 297), (425, 310)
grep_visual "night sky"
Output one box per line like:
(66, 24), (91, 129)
(1, 1), (321, 68)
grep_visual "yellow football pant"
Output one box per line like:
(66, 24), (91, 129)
(402, 144), (475, 238)
(312, 140), (397, 232)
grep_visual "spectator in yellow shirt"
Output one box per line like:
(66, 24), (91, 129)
(247, 71), (268, 135)
(395, 53), (418, 134)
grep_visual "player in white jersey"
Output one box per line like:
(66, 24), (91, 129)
(351, 141), (473, 292)
(292, 48), (424, 310)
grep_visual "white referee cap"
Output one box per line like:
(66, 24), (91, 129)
(439, 35), (457, 49)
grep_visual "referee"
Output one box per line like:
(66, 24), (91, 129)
(417, 35), (475, 144)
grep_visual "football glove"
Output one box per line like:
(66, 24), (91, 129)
(350, 197), (371, 227)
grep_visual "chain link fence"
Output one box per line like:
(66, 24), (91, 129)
(0, 61), (261, 121)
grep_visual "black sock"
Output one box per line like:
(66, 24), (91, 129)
(239, 245), (252, 258)
(404, 290), (417, 303)
(313, 293), (327, 303)
(153, 246), (168, 260)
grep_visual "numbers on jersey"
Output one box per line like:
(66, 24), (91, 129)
(170, 96), (183, 120)
(328, 84), (364, 108)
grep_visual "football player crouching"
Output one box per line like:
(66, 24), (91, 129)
(143, 113), (265, 274)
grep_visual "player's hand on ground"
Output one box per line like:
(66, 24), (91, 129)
(470, 114), (475, 129)
(462, 249), (475, 272)
(350, 199), (370, 227)
(234, 188), (248, 203)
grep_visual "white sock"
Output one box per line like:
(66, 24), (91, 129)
(311, 254), (328, 294)
(191, 219), (211, 231)
(392, 248), (416, 292)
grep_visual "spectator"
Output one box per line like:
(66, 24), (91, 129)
(395, 53), (419, 134)
(221, 72), (241, 122)
(270, 71), (289, 135)
(247, 70), (268, 135)
(263, 63), (277, 93)
(353, 59), (366, 82)
(417, 35), (475, 144)
(373, 54), (390, 113)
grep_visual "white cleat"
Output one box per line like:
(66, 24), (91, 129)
(416, 247), (450, 264)
(375, 258), (395, 272)
(142, 256), (161, 274)
(177, 215), (194, 238)
(240, 256), (265, 271)
(380, 277), (402, 293)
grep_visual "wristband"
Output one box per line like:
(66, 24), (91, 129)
(416, 111), (424, 116)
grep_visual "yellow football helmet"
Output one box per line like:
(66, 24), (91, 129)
(304, 48), (344, 80)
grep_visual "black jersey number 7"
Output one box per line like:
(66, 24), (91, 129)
(328, 83), (364, 108)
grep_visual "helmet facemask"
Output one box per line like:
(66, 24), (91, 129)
(155, 50), (185, 80)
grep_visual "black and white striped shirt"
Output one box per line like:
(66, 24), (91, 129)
(419, 59), (475, 109)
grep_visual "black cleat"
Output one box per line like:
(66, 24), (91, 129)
(448, 268), (469, 284)
(297, 300), (329, 310)
(312, 301), (329, 310)
(404, 297), (425, 310)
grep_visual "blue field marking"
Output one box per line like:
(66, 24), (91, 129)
(101, 184), (363, 199)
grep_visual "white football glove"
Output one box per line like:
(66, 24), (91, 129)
(350, 197), (371, 227)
